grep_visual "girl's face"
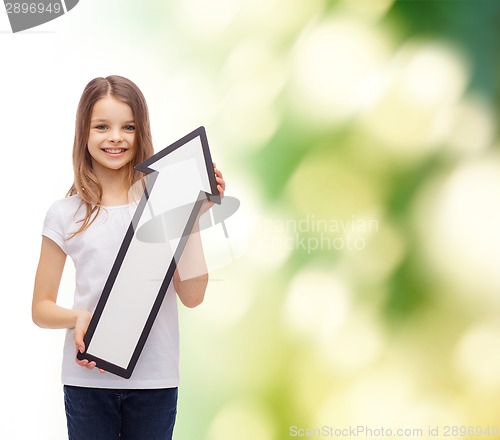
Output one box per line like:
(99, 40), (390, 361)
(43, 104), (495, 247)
(87, 95), (136, 174)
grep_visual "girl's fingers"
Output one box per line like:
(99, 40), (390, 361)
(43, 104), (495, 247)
(215, 172), (225, 186)
(75, 357), (97, 370)
(212, 162), (225, 196)
(217, 178), (225, 186)
(75, 354), (105, 372)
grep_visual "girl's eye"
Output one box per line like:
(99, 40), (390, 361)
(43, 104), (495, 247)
(124, 125), (135, 132)
(95, 124), (107, 130)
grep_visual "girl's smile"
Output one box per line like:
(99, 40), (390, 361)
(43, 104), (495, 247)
(102, 148), (128, 155)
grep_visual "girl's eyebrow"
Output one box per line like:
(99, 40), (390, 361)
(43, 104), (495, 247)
(91, 119), (136, 124)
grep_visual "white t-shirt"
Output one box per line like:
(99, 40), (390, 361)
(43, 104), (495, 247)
(42, 194), (180, 389)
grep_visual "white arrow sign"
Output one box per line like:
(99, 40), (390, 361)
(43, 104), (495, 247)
(77, 126), (220, 378)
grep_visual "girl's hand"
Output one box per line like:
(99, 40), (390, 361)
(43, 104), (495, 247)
(199, 162), (225, 216)
(214, 162), (225, 199)
(74, 310), (105, 373)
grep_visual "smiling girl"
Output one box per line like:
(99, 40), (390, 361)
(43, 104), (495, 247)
(32, 75), (225, 440)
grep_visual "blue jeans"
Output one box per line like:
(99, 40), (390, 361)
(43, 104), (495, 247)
(63, 385), (178, 440)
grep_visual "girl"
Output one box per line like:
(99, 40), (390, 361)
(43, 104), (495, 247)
(32, 75), (225, 440)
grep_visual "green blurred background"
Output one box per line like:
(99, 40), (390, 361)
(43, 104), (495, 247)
(165, 0), (500, 438)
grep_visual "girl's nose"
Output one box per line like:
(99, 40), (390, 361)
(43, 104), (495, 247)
(108, 131), (123, 143)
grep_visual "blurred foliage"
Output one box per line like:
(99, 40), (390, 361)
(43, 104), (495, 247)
(387, 0), (499, 95)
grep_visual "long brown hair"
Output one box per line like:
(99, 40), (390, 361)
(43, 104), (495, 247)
(67, 75), (154, 236)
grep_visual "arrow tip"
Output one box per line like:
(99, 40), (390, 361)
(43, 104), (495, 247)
(135, 126), (220, 202)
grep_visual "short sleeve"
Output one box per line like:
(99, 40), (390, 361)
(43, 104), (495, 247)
(42, 202), (68, 254)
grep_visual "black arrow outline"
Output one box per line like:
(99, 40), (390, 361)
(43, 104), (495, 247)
(77, 126), (220, 378)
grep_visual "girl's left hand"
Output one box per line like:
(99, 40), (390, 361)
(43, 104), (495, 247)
(214, 162), (225, 199)
(199, 163), (225, 215)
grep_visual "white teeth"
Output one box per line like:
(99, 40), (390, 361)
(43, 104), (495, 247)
(104, 149), (125, 154)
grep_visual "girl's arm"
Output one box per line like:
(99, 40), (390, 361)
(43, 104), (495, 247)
(32, 236), (99, 371)
(174, 164), (225, 308)
(32, 236), (85, 328)
(173, 218), (209, 308)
